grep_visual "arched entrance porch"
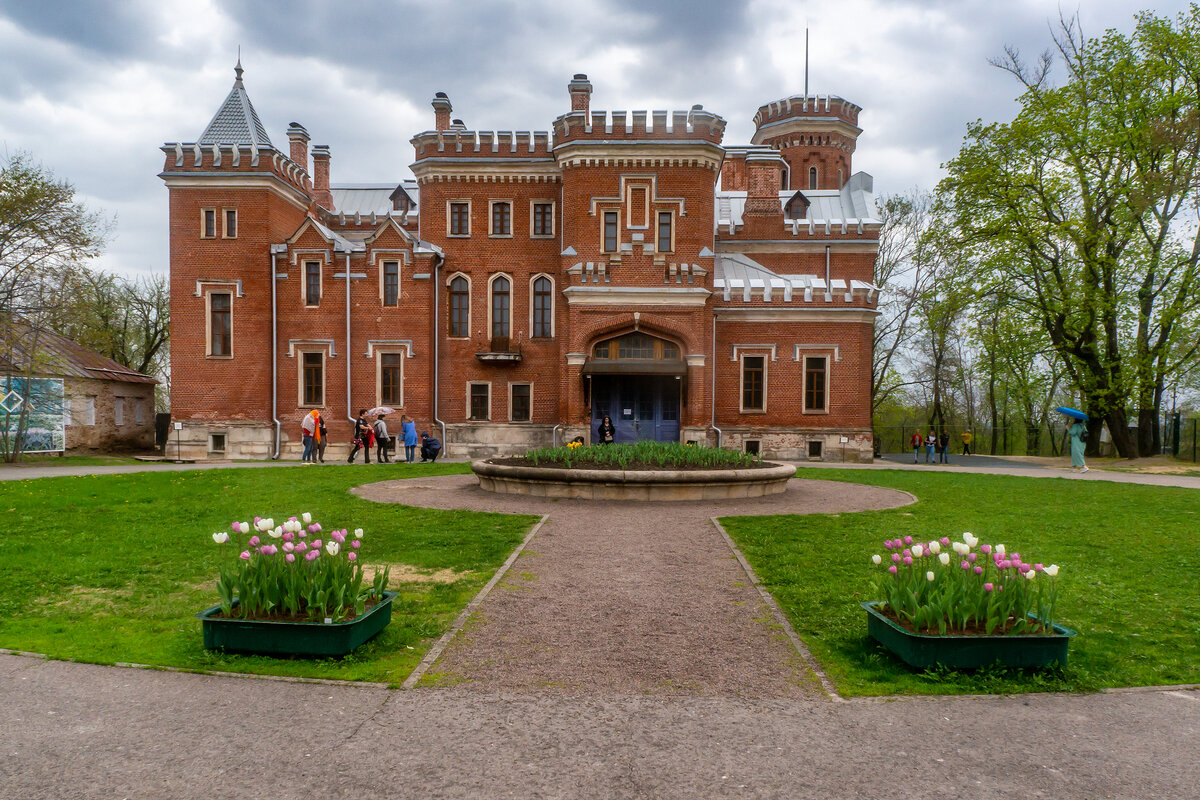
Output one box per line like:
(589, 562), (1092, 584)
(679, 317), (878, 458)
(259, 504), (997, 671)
(583, 332), (684, 443)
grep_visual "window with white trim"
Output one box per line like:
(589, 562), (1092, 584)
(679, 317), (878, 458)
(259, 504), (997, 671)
(656, 211), (673, 253)
(531, 275), (553, 338)
(448, 201), (470, 237)
(448, 274), (470, 338)
(489, 275), (510, 340)
(510, 383), (531, 422)
(379, 352), (403, 406)
(489, 200), (512, 237)
(808, 166), (818, 190)
(300, 351), (324, 407)
(304, 261), (321, 307)
(603, 211), (619, 252)
(223, 208), (237, 238)
(382, 261), (399, 307)
(201, 208), (216, 238)
(741, 355), (766, 413)
(531, 201), (554, 237)
(468, 382), (490, 421)
(208, 292), (232, 357)
(804, 356), (828, 412)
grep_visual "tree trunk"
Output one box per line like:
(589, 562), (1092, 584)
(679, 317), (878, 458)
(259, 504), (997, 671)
(1105, 408), (1136, 458)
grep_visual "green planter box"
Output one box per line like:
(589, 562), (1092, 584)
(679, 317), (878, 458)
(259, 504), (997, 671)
(863, 601), (1077, 669)
(197, 592), (397, 658)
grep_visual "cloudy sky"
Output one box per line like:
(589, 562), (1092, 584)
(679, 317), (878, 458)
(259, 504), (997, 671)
(0, 0), (1187, 277)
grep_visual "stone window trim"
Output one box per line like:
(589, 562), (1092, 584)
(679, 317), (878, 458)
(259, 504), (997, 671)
(447, 199), (471, 238)
(222, 207), (237, 239)
(625, 184), (650, 229)
(297, 348), (328, 409)
(200, 207), (217, 239)
(739, 352), (768, 414)
(656, 210), (675, 254)
(82, 396), (96, 426)
(303, 260), (322, 307)
(446, 271), (472, 339)
(380, 259), (401, 307)
(530, 200), (556, 238)
(488, 199), (513, 238)
(487, 272), (512, 341)
(467, 381), (491, 421)
(529, 273), (555, 339)
(204, 287), (235, 359)
(375, 348), (405, 408)
(509, 381), (533, 423)
(602, 209), (621, 253)
(803, 353), (831, 414)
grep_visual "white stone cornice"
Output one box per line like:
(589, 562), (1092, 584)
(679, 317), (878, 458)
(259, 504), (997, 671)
(714, 307), (878, 323)
(562, 286), (711, 307)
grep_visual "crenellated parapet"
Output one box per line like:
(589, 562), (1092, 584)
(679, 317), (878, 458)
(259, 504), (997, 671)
(158, 142), (314, 198)
(553, 107), (725, 145)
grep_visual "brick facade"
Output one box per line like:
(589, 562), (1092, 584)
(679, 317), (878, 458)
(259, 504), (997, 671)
(162, 69), (881, 461)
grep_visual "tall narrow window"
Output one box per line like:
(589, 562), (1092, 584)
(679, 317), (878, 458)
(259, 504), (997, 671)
(383, 261), (399, 307)
(532, 203), (553, 236)
(135, 401), (144, 425)
(469, 383), (489, 420)
(210, 293), (231, 356)
(83, 396), (96, 426)
(202, 209), (216, 238)
(305, 262), (321, 306)
(380, 353), (403, 405)
(490, 201), (511, 236)
(742, 356), (765, 412)
(837, 168), (844, 187)
(449, 276), (469, 337)
(223, 208), (237, 238)
(490, 276), (510, 339)
(114, 398), (125, 426)
(657, 211), (673, 253)
(303, 352), (323, 406)
(449, 202), (470, 236)
(804, 356), (827, 412)
(809, 166), (818, 190)
(532, 276), (552, 338)
(603, 211), (618, 252)
(511, 384), (531, 422)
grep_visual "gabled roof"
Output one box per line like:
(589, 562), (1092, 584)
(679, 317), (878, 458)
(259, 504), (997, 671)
(197, 60), (274, 149)
(2, 326), (157, 384)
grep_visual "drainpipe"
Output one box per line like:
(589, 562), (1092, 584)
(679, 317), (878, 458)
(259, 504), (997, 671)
(825, 245), (831, 295)
(270, 244), (287, 459)
(431, 252), (447, 447)
(344, 250), (354, 426)
(552, 424), (561, 448)
(710, 313), (721, 448)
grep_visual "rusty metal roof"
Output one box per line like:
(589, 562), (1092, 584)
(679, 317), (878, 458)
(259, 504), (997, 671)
(3, 326), (157, 385)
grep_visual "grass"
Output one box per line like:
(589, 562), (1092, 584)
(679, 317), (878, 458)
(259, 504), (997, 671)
(0, 462), (536, 683)
(521, 440), (762, 469)
(721, 468), (1200, 697)
(2, 454), (144, 467)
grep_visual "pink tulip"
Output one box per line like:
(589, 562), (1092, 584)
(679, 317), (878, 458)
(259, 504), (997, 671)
(348, 552), (357, 562)
(887, 565), (898, 575)
(980, 544), (992, 555)
(282, 531), (294, 542)
(248, 536), (260, 547)
(1019, 564), (1031, 574)
(254, 516), (261, 523)
(240, 551), (251, 560)
(332, 530), (345, 543)
(891, 553), (901, 563)
(967, 553), (977, 563)
(312, 539), (322, 549)
(1034, 563), (1044, 572)
(974, 565), (983, 575)
(289, 516), (297, 522)
(285, 553), (295, 563)
(263, 544), (278, 555)
(1010, 552), (1021, 563)
(903, 536), (913, 545)
(230, 522), (239, 533)
(960, 561), (970, 570)
(305, 550), (319, 561)
(901, 548), (911, 558)
(940, 537), (950, 546)
(984, 582), (993, 592)
(999, 560), (1012, 570)
(902, 556), (913, 566)
(308, 523), (321, 533)
(884, 540), (893, 550)
(295, 542), (308, 553)
(350, 540), (361, 550)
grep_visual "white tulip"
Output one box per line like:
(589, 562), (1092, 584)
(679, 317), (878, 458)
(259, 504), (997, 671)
(871, 554), (882, 565)
(996, 544), (1006, 556)
(302, 512), (312, 524)
(265, 519), (274, 530)
(1045, 564), (1059, 577)
(268, 525), (282, 539)
(325, 541), (340, 556)
(353, 528), (364, 539)
(926, 571), (935, 582)
(911, 544), (924, 558)
(929, 541), (941, 554)
(938, 553), (950, 566)
(237, 522), (250, 534)
(952, 542), (969, 555)
(1025, 570), (1037, 581)
(212, 532), (229, 544)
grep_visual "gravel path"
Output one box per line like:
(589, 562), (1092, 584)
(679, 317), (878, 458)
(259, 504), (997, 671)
(353, 475), (914, 697)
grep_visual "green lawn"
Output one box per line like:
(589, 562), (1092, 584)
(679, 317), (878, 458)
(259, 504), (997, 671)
(3, 454), (145, 467)
(721, 468), (1200, 696)
(0, 463), (536, 684)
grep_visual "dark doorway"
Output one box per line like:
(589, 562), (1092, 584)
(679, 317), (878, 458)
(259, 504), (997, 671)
(591, 375), (680, 443)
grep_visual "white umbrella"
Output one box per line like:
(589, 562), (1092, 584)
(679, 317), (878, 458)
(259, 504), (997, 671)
(365, 406), (395, 416)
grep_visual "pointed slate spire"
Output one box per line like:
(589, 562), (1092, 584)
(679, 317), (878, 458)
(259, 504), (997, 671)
(197, 58), (274, 148)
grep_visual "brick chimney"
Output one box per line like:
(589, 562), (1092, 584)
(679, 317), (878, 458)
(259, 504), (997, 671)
(741, 151), (786, 237)
(286, 122), (309, 170)
(568, 74), (592, 113)
(311, 144), (333, 210)
(432, 92), (452, 132)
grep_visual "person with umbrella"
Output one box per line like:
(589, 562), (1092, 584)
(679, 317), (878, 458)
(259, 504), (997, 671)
(347, 408), (373, 464)
(1058, 407), (1090, 473)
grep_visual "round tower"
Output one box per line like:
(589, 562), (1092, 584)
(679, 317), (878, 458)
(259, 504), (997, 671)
(750, 95), (861, 191)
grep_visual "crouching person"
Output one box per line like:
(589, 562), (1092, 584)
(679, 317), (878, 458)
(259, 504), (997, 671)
(420, 432), (441, 462)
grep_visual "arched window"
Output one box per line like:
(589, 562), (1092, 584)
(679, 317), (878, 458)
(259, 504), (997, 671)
(490, 275), (510, 339)
(532, 276), (552, 338)
(449, 276), (469, 338)
(808, 166), (818, 190)
(591, 332), (681, 361)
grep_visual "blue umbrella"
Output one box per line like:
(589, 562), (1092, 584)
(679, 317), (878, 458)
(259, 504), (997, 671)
(1056, 406), (1089, 422)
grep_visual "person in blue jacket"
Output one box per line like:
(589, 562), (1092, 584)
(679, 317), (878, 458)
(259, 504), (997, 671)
(401, 414), (419, 463)
(420, 431), (441, 462)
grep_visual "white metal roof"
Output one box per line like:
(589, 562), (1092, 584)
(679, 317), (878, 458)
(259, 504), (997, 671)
(329, 182), (418, 216)
(715, 171), (881, 233)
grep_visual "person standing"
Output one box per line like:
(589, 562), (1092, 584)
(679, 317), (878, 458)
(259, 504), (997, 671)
(300, 410), (318, 463)
(402, 415), (418, 463)
(597, 415), (616, 444)
(373, 414), (391, 463)
(1068, 419), (1089, 473)
(938, 430), (951, 464)
(924, 430), (936, 464)
(347, 409), (372, 464)
(316, 412), (328, 463)
(910, 430), (923, 463)
(961, 429), (973, 456)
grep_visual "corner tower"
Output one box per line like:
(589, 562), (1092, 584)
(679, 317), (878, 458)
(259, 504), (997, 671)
(750, 95), (861, 191)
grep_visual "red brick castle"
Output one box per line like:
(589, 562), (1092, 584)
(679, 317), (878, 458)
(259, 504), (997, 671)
(161, 63), (881, 460)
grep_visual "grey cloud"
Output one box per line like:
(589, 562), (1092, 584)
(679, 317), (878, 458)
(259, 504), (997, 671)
(0, 0), (159, 57)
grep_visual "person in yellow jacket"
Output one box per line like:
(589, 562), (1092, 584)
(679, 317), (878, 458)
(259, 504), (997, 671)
(961, 429), (973, 456)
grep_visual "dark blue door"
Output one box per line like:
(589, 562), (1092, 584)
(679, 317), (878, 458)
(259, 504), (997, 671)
(591, 376), (679, 443)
